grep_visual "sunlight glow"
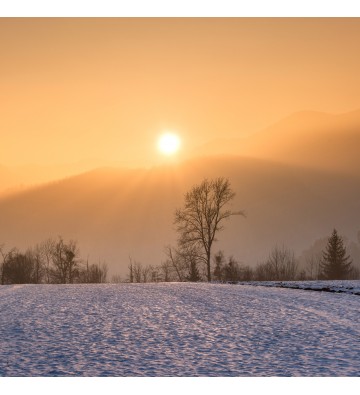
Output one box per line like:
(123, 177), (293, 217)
(157, 132), (181, 156)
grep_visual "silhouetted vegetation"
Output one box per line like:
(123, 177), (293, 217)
(80, 261), (108, 283)
(174, 177), (245, 282)
(163, 244), (202, 282)
(2, 229), (358, 284)
(2, 250), (36, 284)
(1, 172), (359, 285)
(0, 237), (108, 285)
(254, 245), (298, 281)
(212, 251), (253, 282)
(320, 229), (353, 280)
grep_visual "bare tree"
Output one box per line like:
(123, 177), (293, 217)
(0, 244), (8, 285)
(149, 265), (161, 282)
(268, 245), (298, 280)
(128, 257), (144, 283)
(174, 243), (202, 282)
(81, 261), (108, 283)
(305, 253), (322, 280)
(0, 245), (16, 285)
(164, 245), (188, 282)
(111, 274), (123, 283)
(51, 237), (80, 284)
(27, 246), (45, 284)
(128, 257), (134, 283)
(39, 238), (56, 284)
(213, 251), (253, 282)
(223, 256), (241, 283)
(213, 250), (225, 282)
(255, 245), (298, 281)
(1, 238), (112, 284)
(159, 260), (172, 282)
(174, 177), (244, 282)
(1, 248), (47, 284)
(141, 265), (151, 283)
(131, 260), (142, 283)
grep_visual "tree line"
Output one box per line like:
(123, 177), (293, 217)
(0, 237), (108, 285)
(127, 241), (359, 284)
(1, 177), (358, 285)
(165, 177), (358, 282)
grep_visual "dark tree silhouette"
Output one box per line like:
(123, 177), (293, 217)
(81, 261), (108, 283)
(2, 250), (31, 284)
(0, 245), (19, 285)
(130, 260), (142, 283)
(174, 177), (244, 282)
(0, 237), (114, 284)
(212, 251), (254, 282)
(159, 260), (172, 282)
(255, 245), (298, 281)
(223, 256), (241, 283)
(128, 257), (134, 283)
(213, 250), (225, 282)
(164, 245), (188, 282)
(320, 229), (353, 280)
(186, 249), (201, 282)
(39, 238), (56, 284)
(0, 245), (14, 285)
(51, 237), (80, 284)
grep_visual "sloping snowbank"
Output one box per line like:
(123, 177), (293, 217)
(238, 280), (360, 295)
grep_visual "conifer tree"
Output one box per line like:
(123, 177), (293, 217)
(320, 229), (352, 280)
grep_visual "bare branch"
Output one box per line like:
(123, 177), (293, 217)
(173, 177), (244, 282)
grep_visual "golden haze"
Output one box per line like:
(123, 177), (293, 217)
(1, 18), (360, 173)
(1, 18), (360, 276)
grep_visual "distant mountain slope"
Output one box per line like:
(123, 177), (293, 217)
(0, 159), (123, 194)
(2, 108), (359, 194)
(0, 156), (359, 277)
(196, 109), (360, 174)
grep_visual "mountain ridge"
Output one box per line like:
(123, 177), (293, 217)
(194, 108), (360, 174)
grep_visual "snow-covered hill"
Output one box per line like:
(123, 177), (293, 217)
(0, 282), (359, 376)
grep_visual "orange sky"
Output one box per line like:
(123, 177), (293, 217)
(1, 18), (360, 167)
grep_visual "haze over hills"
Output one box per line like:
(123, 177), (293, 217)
(1, 108), (360, 277)
(0, 159), (126, 195)
(196, 108), (360, 175)
(0, 154), (359, 278)
(2, 108), (360, 195)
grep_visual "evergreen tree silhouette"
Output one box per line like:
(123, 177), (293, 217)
(320, 229), (352, 280)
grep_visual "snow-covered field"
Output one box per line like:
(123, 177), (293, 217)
(0, 282), (359, 377)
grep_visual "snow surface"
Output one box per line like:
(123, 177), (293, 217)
(238, 280), (360, 295)
(0, 282), (359, 377)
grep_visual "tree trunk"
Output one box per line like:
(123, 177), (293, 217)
(207, 251), (211, 282)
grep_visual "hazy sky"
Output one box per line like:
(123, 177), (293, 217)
(1, 18), (360, 167)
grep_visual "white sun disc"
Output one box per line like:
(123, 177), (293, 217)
(157, 133), (181, 155)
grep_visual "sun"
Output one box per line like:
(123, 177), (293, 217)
(157, 132), (181, 156)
